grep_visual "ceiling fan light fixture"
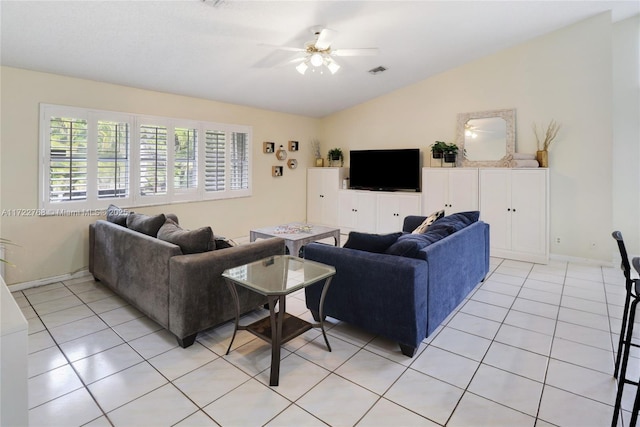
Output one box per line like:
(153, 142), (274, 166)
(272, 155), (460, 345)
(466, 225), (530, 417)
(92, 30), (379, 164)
(296, 61), (308, 75)
(327, 59), (341, 74)
(310, 53), (324, 67)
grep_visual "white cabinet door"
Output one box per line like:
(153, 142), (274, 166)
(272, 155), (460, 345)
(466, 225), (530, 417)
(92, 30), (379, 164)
(422, 169), (449, 214)
(377, 193), (421, 233)
(511, 170), (548, 258)
(338, 191), (376, 233)
(479, 168), (548, 263)
(448, 169), (479, 213)
(307, 168), (346, 227)
(422, 168), (478, 215)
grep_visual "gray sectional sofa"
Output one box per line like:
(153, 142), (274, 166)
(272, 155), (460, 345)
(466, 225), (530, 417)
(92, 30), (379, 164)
(304, 211), (490, 357)
(89, 216), (285, 347)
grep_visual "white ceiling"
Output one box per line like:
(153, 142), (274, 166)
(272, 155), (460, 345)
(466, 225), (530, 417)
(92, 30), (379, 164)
(1, 0), (638, 118)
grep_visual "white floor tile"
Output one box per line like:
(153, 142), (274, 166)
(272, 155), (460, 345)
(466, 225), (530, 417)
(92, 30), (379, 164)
(58, 328), (124, 362)
(523, 278), (564, 294)
(87, 362), (168, 412)
(357, 398), (440, 426)
(297, 374), (379, 427)
(148, 342), (217, 381)
(471, 289), (516, 308)
(40, 305), (96, 330)
(98, 305), (145, 327)
(550, 337), (614, 375)
(518, 287), (562, 305)
(480, 279), (522, 296)
(26, 286), (75, 306)
(448, 392), (536, 427)
(503, 309), (557, 336)
(28, 330), (56, 354)
(431, 327), (491, 361)
(446, 311), (502, 340)
(487, 272), (526, 286)
(335, 349), (406, 394)
(86, 295), (129, 314)
(203, 379), (291, 426)
(538, 385), (613, 427)
(107, 383), (198, 427)
(494, 323), (553, 356)
(29, 387), (102, 427)
(265, 404), (327, 427)
(558, 306), (611, 332)
(554, 320), (613, 351)
(48, 315), (109, 344)
(410, 345), (480, 388)
(127, 328), (178, 359)
(173, 357), (251, 407)
(545, 358), (617, 406)
(295, 333), (360, 371)
(459, 299), (509, 323)
(256, 353), (330, 400)
(28, 346), (68, 378)
(561, 294), (608, 315)
(32, 294), (84, 316)
(468, 364), (543, 416)
(173, 410), (218, 427)
(482, 341), (549, 382)
(72, 344), (144, 384)
(28, 364), (84, 409)
(510, 297), (559, 319)
(385, 368), (464, 425)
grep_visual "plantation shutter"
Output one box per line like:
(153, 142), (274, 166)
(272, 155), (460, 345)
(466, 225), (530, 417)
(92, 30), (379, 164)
(230, 131), (249, 190)
(174, 127), (198, 191)
(204, 130), (226, 192)
(48, 117), (88, 203)
(97, 120), (129, 198)
(139, 124), (167, 196)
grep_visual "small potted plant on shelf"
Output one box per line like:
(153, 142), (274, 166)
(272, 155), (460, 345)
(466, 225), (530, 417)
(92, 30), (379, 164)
(327, 148), (344, 167)
(431, 141), (447, 159)
(443, 143), (459, 164)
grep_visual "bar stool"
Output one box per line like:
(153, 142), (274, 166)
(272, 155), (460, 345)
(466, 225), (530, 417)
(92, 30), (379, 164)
(612, 254), (640, 427)
(612, 231), (635, 378)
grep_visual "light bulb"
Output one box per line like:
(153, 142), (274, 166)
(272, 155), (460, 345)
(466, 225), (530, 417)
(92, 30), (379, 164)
(310, 53), (323, 67)
(327, 60), (340, 74)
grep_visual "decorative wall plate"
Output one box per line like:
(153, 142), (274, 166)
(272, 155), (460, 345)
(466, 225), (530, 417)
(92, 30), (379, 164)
(287, 159), (298, 169)
(276, 145), (287, 160)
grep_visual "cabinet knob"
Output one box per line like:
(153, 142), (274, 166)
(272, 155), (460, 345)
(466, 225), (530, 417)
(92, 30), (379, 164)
(507, 208), (511, 211)
(513, 208), (517, 212)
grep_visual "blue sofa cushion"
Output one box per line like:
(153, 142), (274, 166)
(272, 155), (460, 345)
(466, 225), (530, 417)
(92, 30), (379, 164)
(385, 228), (451, 258)
(344, 231), (403, 254)
(385, 211), (480, 259)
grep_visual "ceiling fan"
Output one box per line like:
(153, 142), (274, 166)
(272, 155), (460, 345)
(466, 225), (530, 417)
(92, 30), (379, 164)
(268, 27), (379, 75)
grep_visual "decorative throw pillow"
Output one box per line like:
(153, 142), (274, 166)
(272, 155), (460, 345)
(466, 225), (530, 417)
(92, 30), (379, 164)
(411, 209), (445, 234)
(344, 231), (403, 253)
(157, 218), (215, 254)
(428, 211), (480, 234)
(126, 212), (166, 237)
(106, 204), (131, 226)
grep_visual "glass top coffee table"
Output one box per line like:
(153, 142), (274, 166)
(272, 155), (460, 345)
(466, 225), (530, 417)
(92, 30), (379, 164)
(250, 222), (340, 257)
(222, 255), (336, 386)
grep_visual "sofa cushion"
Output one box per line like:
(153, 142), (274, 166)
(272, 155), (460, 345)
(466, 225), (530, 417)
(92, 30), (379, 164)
(344, 231), (403, 254)
(126, 212), (166, 237)
(106, 204), (131, 226)
(411, 209), (444, 234)
(430, 211), (480, 233)
(385, 227), (452, 258)
(157, 218), (215, 254)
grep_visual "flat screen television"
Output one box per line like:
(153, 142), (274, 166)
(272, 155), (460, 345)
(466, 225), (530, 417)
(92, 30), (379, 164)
(349, 149), (421, 192)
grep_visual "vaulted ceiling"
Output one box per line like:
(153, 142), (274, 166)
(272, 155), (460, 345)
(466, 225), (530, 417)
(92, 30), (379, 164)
(1, 1), (638, 117)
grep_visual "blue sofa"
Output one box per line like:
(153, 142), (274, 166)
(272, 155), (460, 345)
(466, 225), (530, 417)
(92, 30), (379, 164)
(304, 212), (490, 357)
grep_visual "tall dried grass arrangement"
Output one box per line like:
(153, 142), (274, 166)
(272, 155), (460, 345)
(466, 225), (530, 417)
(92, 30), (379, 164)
(533, 120), (562, 151)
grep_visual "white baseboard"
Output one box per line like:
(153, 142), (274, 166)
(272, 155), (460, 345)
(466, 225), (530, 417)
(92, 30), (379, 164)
(9, 269), (92, 292)
(549, 253), (614, 268)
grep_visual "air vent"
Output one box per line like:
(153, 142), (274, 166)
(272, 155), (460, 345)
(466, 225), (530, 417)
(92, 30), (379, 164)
(368, 66), (387, 75)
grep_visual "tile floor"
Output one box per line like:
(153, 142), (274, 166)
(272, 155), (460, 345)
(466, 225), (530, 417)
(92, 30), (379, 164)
(12, 256), (639, 426)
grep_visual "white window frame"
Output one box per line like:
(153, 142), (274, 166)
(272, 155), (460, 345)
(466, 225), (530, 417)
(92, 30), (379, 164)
(39, 104), (252, 212)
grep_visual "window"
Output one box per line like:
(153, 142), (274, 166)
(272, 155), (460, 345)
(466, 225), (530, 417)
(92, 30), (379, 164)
(40, 104), (252, 212)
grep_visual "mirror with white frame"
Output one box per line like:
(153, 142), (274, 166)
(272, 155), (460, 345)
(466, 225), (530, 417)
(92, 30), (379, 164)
(456, 108), (515, 167)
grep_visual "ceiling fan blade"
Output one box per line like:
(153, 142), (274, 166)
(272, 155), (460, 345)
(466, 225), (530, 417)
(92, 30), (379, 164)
(315, 28), (336, 50)
(332, 48), (379, 57)
(258, 43), (305, 53)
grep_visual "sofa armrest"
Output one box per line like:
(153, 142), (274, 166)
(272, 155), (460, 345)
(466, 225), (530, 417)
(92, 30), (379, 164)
(168, 237), (286, 339)
(304, 243), (428, 349)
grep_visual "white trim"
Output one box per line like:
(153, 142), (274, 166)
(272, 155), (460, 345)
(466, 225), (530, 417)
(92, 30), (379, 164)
(549, 253), (614, 268)
(8, 269), (92, 292)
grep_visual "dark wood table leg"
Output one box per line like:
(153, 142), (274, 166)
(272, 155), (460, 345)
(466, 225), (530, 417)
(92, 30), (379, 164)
(268, 295), (283, 386)
(318, 276), (333, 352)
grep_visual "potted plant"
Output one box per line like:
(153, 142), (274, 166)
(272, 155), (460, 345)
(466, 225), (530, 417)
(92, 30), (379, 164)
(327, 148), (344, 167)
(431, 141), (447, 159)
(443, 143), (458, 163)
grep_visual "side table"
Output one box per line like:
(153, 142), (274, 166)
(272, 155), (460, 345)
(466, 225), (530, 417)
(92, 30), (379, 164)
(222, 255), (336, 386)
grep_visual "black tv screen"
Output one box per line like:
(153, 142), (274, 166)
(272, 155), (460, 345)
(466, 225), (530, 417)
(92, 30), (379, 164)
(349, 149), (421, 192)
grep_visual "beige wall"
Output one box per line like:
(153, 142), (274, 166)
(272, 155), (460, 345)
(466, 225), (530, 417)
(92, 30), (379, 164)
(612, 14), (640, 259)
(320, 13), (618, 262)
(0, 67), (320, 285)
